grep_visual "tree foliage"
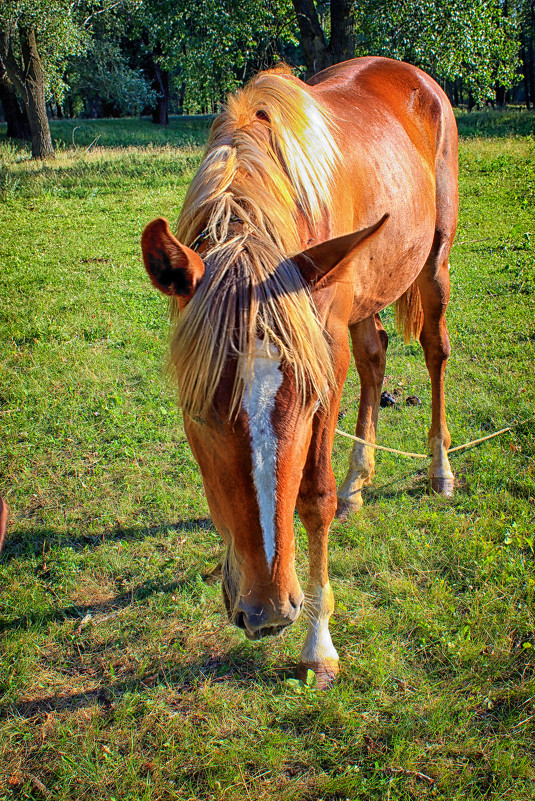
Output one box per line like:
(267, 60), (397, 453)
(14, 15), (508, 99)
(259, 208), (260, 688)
(357, 0), (520, 103)
(147, 0), (299, 112)
(70, 38), (156, 117)
(0, 0), (88, 101)
(0, 0), (90, 156)
(0, 0), (533, 153)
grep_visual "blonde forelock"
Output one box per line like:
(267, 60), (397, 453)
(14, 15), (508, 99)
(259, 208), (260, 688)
(169, 69), (341, 418)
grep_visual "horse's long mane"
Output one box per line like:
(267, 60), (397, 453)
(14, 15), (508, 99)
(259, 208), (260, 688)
(170, 67), (341, 418)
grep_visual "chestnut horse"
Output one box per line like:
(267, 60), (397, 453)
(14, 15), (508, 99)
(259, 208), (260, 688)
(142, 57), (458, 686)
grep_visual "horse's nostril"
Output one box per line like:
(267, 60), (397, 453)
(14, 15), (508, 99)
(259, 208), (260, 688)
(234, 611), (246, 629)
(289, 594), (305, 615)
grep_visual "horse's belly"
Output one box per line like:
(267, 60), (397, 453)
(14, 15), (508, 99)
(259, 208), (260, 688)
(347, 222), (435, 323)
(341, 167), (436, 323)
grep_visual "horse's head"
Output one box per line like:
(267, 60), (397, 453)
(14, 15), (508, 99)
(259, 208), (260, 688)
(184, 341), (318, 640)
(142, 215), (387, 639)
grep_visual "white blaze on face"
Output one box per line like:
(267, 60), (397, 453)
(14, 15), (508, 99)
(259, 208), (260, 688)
(242, 341), (283, 569)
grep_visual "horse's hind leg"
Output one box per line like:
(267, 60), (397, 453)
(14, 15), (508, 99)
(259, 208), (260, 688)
(336, 314), (388, 520)
(417, 234), (455, 495)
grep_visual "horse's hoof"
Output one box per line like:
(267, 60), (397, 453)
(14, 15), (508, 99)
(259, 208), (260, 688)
(296, 659), (339, 690)
(429, 476), (454, 497)
(335, 495), (362, 521)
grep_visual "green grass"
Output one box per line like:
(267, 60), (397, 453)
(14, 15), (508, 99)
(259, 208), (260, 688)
(455, 106), (535, 139)
(1, 115), (215, 154)
(1, 112), (534, 801)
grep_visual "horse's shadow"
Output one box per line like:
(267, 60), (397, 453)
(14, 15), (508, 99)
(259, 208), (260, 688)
(0, 517), (214, 564)
(0, 517), (292, 720)
(360, 469), (429, 503)
(0, 642), (291, 723)
(0, 575), (199, 633)
(0, 516), (219, 635)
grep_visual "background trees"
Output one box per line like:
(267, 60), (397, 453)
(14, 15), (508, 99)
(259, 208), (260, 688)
(356, 0), (519, 106)
(0, 0), (533, 159)
(291, 0), (355, 76)
(0, 0), (87, 157)
(517, 0), (535, 107)
(293, 0), (520, 104)
(139, 0), (300, 114)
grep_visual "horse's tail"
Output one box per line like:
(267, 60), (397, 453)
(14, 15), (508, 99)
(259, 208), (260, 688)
(394, 282), (424, 344)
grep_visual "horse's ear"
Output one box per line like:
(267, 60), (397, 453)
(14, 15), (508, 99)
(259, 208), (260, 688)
(142, 218), (205, 299)
(294, 214), (389, 287)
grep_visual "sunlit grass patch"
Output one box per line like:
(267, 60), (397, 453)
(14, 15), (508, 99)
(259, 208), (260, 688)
(0, 115), (534, 800)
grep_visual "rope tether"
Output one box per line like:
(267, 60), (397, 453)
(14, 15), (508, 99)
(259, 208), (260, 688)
(334, 419), (530, 460)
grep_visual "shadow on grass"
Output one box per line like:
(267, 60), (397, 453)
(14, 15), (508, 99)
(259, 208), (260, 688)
(0, 646), (290, 723)
(0, 517), (214, 563)
(362, 469), (429, 503)
(0, 573), (204, 634)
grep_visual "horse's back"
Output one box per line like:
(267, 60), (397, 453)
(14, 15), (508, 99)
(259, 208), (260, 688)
(308, 57), (458, 222)
(308, 57), (456, 161)
(307, 57), (458, 319)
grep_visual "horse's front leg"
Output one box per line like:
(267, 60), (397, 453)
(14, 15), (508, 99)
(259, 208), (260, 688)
(336, 314), (388, 520)
(296, 416), (340, 689)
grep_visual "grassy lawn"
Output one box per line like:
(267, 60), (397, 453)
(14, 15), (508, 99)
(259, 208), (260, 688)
(0, 109), (534, 800)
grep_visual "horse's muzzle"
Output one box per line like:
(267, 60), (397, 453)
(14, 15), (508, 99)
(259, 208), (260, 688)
(236, 593), (304, 639)
(223, 581), (304, 639)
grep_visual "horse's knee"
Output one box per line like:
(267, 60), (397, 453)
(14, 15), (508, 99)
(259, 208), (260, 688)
(419, 323), (451, 364)
(366, 338), (387, 372)
(377, 326), (388, 352)
(297, 487), (338, 532)
(354, 332), (387, 383)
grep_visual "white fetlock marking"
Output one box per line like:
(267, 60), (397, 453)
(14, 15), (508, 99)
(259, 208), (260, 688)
(429, 436), (454, 480)
(300, 581), (339, 664)
(300, 619), (339, 664)
(338, 441), (374, 503)
(242, 341), (283, 569)
(337, 471), (364, 504)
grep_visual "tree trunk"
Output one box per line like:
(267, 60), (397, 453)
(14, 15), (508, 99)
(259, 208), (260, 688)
(52, 89), (63, 119)
(0, 25), (54, 158)
(528, 34), (535, 112)
(19, 26), (54, 158)
(177, 81), (186, 115)
(468, 90), (475, 112)
(0, 78), (30, 139)
(520, 37), (531, 111)
(292, 0), (356, 78)
(291, 0), (329, 77)
(524, 49), (532, 108)
(151, 61), (169, 125)
(329, 0), (355, 65)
